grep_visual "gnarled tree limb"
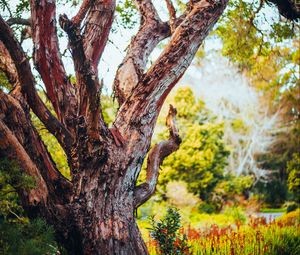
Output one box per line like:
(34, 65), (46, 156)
(0, 91), (72, 203)
(59, 14), (107, 139)
(0, 16), (73, 153)
(134, 105), (181, 208)
(113, 0), (169, 105)
(115, 0), (228, 139)
(30, 0), (77, 132)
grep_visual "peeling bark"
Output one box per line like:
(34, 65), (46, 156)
(30, 0), (77, 132)
(134, 105), (181, 208)
(83, 0), (116, 69)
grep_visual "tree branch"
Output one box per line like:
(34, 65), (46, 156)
(6, 17), (31, 26)
(113, 0), (169, 105)
(59, 14), (107, 138)
(0, 119), (48, 206)
(115, 0), (228, 141)
(30, 0), (77, 132)
(83, 0), (116, 69)
(0, 91), (72, 203)
(72, 0), (94, 25)
(0, 16), (73, 153)
(0, 41), (19, 89)
(134, 105), (181, 207)
(165, 0), (177, 33)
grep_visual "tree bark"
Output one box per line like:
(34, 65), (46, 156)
(0, 0), (228, 254)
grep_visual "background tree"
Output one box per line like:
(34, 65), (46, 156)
(0, 0), (228, 254)
(158, 87), (230, 201)
(214, 0), (299, 207)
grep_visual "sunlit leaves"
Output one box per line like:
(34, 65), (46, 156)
(287, 153), (300, 201)
(159, 87), (230, 200)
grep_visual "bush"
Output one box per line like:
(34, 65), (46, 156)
(0, 218), (58, 255)
(284, 202), (299, 213)
(149, 208), (191, 255)
(223, 206), (247, 224)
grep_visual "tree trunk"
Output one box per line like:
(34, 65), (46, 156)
(66, 192), (148, 255)
(58, 149), (150, 255)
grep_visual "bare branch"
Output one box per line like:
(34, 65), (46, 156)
(115, 0), (228, 141)
(0, 119), (48, 206)
(59, 14), (107, 138)
(6, 17), (31, 26)
(72, 0), (93, 25)
(0, 91), (72, 203)
(30, 0), (77, 131)
(113, 0), (168, 105)
(0, 16), (73, 153)
(165, 0), (177, 33)
(135, 0), (160, 23)
(134, 105), (181, 207)
(113, 21), (170, 105)
(83, 0), (116, 69)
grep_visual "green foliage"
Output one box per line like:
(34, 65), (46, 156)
(208, 175), (254, 211)
(0, 159), (59, 254)
(0, 159), (35, 192)
(284, 202), (298, 213)
(149, 208), (190, 255)
(0, 159), (35, 222)
(101, 94), (118, 126)
(0, 218), (57, 255)
(0, 71), (13, 91)
(287, 153), (300, 201)
(159, 87), (230, 201)
(223, 206), (247, 223)
(255, 179), (289, 208)
(213, 175), (254, 198)
(265, 227), (300, 255)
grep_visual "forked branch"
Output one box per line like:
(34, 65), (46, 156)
(72, 0), (94, 25)
(113, 0), (169, 105)
(134, 105), (181, 207)
(0, 16), (73, 153)
(115, 0), (228, 138)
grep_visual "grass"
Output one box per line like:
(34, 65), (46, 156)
(260, 208), (286, 213)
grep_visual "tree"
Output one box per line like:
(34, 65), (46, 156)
(214, 0), (299, 206)
(287, 153), (300, 202)
(0, 0), (229, 254)
(158, 87), (230, 201)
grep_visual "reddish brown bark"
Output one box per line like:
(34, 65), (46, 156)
(0, 0), (228, 254)
(30, 0), (77, 131)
